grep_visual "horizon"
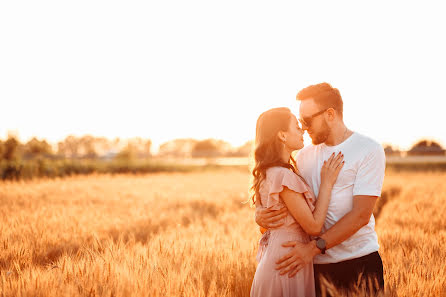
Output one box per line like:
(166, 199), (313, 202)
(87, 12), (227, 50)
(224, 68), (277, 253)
(1, 130), (444, 154)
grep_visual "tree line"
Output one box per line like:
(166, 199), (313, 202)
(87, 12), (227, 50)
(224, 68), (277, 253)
(0, 135), (254, 162)
(0, 134), (252, 180)
(1, 134), (444, 181)
(0, 135), (152, 161)
(2, 135), (444, 162)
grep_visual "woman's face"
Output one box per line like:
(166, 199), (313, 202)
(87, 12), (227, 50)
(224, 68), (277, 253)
(284, 115), (304, 151)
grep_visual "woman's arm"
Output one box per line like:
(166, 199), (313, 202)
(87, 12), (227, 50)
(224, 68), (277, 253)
(280, 152), (344, 236)
(280, 185), (332, 236)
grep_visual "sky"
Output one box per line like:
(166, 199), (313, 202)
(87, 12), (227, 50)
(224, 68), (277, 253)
(1, 1), (445, 152)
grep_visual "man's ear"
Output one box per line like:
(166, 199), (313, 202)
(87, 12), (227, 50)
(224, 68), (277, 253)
(326, 108), (336, 121)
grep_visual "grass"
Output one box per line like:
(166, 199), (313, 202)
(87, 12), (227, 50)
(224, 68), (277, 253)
(0, 169), (445, 296)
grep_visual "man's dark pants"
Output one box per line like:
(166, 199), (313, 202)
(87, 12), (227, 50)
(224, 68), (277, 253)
(314, 251), (384, 296)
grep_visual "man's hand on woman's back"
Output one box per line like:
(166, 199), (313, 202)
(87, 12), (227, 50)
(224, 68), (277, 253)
(255, 207), (288, 230)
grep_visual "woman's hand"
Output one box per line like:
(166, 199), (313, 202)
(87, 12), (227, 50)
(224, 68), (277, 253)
(320, 152), (344, 189)
(255, 206), (288, 229)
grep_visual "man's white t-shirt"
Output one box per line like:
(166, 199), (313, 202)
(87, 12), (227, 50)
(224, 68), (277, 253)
(296, 132), (386, 264)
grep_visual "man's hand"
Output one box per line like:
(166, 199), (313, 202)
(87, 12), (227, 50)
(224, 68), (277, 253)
(275, 240), (320, 277)
(255, 207), (288, 229)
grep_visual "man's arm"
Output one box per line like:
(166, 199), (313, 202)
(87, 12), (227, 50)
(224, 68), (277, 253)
(320, 195), (377, 249)
(277, 144), (385, 277)
(255, 205), (288, 231)
(276, 195), (378, 276)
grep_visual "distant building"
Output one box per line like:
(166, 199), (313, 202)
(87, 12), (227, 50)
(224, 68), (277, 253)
(407, 140), (446, 156)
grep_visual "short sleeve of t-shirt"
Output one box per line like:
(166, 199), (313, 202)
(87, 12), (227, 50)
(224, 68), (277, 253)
(352, 144), (386, 197)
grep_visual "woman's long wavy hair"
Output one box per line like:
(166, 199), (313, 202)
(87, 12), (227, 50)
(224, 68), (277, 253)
(250, 107), (298, 207)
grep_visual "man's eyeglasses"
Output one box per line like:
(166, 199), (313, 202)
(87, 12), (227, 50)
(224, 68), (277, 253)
(299, 109), (327, 129)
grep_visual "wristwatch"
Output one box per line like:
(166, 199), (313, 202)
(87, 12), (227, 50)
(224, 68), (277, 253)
(315, 237), (326, 254)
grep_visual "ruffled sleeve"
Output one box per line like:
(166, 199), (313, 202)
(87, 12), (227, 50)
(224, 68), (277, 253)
(264, 167), (316, 212)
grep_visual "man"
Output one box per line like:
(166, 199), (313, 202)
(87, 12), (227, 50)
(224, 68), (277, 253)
(255, 83), (386, 296)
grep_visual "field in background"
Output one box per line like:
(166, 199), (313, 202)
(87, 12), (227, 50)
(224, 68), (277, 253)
(0, 169), (445, 296)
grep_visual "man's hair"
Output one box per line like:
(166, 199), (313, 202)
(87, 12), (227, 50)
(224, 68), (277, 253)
(296, 82), (343, 117)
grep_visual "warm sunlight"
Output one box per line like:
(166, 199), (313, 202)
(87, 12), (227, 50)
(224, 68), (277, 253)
(1, 2), (446, 297)
(1, 1), (445, 151)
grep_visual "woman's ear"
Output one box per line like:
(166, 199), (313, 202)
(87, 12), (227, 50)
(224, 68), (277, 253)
(277, 131), (287, 143)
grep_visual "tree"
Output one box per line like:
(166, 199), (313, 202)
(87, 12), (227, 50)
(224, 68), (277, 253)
(23, 137), (53, 159)
(2, 136), (20, 161)
(408, 139), (445, 156)
(227, 140), (254, 157)
(57, 135), (80, 158)
(78, 135), (98, 159)
(383, 144), (401, 157)
(57, 135), (118, 159)
(92, 137), (113, 157)
(0, 141), (4, 160)
(191, 139), (231, 158)
(116, 144), (136, 160)
(115, 138), (152, 160)
(158, 138), (198, 158)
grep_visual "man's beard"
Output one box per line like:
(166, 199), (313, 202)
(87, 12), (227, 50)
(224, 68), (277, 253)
(311, 120), (330, 145)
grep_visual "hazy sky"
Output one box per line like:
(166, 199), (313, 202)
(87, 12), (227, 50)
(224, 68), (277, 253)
(1, 1), (445, 151)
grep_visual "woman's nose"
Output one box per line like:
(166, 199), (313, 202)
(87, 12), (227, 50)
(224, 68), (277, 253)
(299, 121), (309, 131)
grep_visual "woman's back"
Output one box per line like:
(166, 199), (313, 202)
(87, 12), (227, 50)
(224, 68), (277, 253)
(251, 166), (316, 297)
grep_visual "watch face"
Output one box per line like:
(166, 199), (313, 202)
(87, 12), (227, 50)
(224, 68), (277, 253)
(316, 239), (326, 249)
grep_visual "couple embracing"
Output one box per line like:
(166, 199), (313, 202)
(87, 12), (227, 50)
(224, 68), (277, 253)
(250, 83), (385, 297)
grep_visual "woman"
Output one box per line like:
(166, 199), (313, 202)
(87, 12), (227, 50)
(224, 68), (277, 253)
(250, 107), (344, 297)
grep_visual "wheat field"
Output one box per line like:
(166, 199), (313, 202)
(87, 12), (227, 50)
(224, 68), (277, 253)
(0, 169), (445, 297)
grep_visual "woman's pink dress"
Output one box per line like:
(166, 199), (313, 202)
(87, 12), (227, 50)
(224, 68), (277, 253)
(250, 166), (316, 297)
